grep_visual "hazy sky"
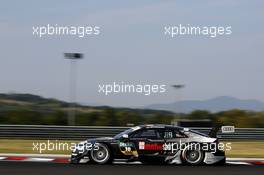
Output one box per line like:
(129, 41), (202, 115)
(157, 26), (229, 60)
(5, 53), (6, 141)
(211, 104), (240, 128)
(0, 0), (263, 107)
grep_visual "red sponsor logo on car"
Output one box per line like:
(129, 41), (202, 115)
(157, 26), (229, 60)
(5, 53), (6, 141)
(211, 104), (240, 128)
(139, 142), (163, 150)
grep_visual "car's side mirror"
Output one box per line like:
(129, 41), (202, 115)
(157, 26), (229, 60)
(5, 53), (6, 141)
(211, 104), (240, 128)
(121, 134), (129, 140)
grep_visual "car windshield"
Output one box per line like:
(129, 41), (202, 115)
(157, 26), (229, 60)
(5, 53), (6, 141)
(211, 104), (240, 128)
(190, 129), (209, 137)
(114, 128), (134, 139)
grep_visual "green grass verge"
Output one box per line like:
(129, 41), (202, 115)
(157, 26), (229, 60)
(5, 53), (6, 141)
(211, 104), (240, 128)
(0, 139), (78, 154)
(223, 141), (264, 158)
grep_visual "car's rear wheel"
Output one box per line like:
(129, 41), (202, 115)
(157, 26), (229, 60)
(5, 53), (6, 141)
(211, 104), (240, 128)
(181, 145), (204, 165)
(90, 143), (112, 164)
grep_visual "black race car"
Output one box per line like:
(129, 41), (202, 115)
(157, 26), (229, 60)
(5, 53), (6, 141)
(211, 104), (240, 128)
(70, 124), (226, 165)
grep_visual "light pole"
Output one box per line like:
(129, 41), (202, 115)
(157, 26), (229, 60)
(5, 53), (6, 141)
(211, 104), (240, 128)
(64, 53), (83, 126)
(171, 84), (185, 123)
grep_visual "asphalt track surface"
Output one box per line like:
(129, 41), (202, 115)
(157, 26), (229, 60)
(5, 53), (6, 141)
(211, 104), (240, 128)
(0, 161), (263, 175)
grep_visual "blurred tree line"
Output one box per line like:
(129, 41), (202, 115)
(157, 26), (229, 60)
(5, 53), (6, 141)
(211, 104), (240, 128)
(185, 110), (264, 128)
(0, 108), (263, 127)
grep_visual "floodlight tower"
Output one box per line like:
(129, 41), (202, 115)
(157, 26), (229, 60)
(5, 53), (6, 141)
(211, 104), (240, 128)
(171, 84), (185, 119)
(64, 53), (84, 126)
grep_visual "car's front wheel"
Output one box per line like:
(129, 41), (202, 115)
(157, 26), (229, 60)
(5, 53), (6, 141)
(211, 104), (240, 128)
(90, 143), (112, 164)
(181, 145), (204, 165)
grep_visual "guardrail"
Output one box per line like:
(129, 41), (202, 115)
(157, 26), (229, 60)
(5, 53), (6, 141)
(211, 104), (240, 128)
(0, 125), (263, 140)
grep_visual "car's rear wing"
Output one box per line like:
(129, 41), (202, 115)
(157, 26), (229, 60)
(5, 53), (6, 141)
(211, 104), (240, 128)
(209, 126), (235, 138)
(208, 126), (221, 138)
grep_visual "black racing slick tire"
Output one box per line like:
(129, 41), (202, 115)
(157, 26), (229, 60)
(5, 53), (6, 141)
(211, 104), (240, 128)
(181, 144), (204, 165)
(90, 143), (112, 164)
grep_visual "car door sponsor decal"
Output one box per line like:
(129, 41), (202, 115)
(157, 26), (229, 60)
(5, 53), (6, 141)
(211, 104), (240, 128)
(119, 142), (138, 156)
(139, 141), (163, 151)
(139, 142), (145, 150)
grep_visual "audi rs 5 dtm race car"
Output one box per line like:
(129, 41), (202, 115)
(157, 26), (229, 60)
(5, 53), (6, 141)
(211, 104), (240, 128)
(71, 124), (226, 165)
